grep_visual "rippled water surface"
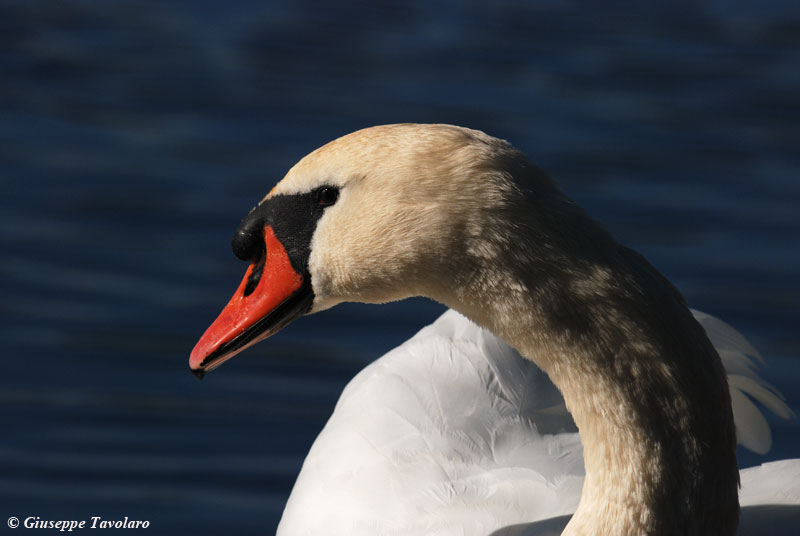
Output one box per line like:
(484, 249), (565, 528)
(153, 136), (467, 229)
(2, 1), (799, 533)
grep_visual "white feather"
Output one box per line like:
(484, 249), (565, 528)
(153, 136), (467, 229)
(693, 309), (795, 453)
(277, 309), (797, 535)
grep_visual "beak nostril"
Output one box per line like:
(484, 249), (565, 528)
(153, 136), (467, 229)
(243, 247), (266, 297)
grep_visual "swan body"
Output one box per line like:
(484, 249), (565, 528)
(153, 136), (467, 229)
(190, 124), (799, 535)
(277, 309), (797, 535)
(281, 309), (583, 536)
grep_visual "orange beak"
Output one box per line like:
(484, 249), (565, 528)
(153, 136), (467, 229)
(189, 225), (312, 378)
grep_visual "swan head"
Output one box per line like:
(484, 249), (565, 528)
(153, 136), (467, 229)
(189, 123), (566, 376)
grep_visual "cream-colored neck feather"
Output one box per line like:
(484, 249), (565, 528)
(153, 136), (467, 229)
(416, 138), (740, 535)
(432, 214), (741, 535)
(281, 124), (740, 535)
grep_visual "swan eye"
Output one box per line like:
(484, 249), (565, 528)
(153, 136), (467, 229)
(317, 186), (339, 207)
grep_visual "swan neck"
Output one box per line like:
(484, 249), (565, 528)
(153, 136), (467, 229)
(435, 204), (740, 535)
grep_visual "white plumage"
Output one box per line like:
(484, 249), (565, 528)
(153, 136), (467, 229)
(278, 309), (797, 535)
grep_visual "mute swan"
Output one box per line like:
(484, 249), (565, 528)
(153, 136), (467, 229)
(189, 124), (799, 535)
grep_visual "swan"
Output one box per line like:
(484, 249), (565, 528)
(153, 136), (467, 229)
(189, 124), (799, 535)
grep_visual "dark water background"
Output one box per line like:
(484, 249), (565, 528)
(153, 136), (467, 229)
(2, 0), (799, 533)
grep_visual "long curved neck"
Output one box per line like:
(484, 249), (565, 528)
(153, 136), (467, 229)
(433, 188), (739, 535)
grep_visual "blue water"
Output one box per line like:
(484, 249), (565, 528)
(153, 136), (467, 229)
(2, 1), (799, 533)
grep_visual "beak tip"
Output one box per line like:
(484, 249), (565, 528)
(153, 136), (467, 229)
(191, 367), (206, 381)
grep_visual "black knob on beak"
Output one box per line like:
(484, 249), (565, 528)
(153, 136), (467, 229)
(232, 213), (265, 261)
